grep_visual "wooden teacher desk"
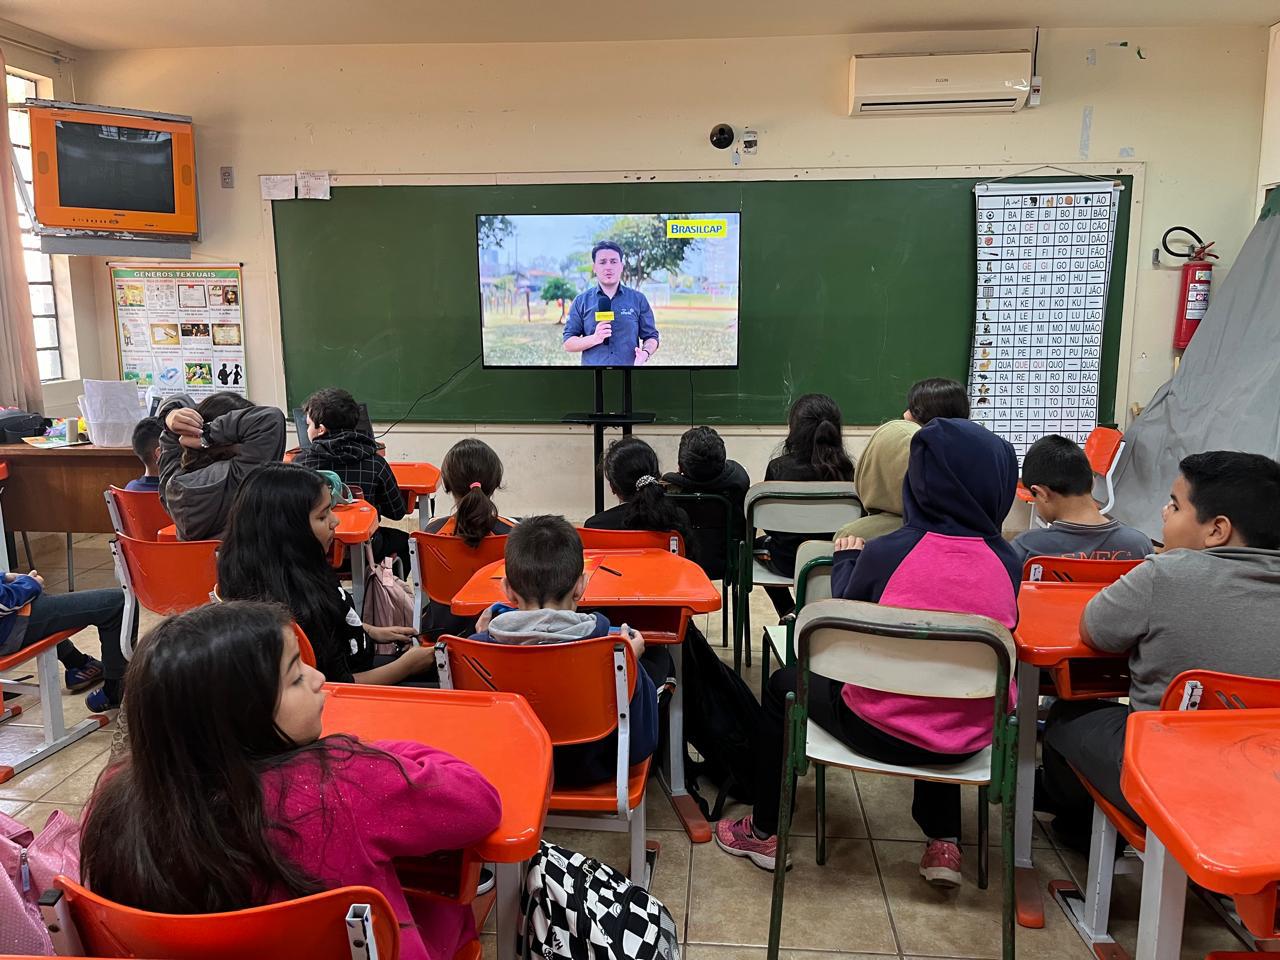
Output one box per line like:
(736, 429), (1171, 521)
(0, 443), (140, 587)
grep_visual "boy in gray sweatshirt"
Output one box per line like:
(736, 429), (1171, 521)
(1014, 434), (1153, 566)
(1039, 451), (1280, 846)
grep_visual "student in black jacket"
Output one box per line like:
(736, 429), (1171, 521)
(662, 426), (749, 581)
(758, 393), (855, 615)
(585, 437), (692, 555)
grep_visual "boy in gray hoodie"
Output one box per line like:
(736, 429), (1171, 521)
(159, 392), (287, 541)
(470, 515), (661, 787)
(1039, 451), (1280, 847)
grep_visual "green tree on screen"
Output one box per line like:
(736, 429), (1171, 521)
(540, 277), (577, 322)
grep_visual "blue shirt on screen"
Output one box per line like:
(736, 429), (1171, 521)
(562, 284), (659, 367)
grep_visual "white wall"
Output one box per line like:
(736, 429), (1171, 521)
(47, 26), (1272, 515)
(1260, 23), (1280, 195)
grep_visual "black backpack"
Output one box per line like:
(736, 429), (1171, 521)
(680, 623), (765, 820)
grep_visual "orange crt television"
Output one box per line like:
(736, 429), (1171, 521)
(28, 104), (198, 237)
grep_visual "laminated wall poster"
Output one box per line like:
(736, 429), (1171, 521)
(970, 180), (1120, 460)
(110, 263), (247, 401)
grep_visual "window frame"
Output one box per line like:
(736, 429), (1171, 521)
(7, 69), (68, 382)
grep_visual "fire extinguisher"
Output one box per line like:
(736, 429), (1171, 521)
(1162, 226), (1218, 349)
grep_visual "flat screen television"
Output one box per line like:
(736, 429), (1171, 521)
(28, 104), (198, 237)
(477, 212), (741, 368)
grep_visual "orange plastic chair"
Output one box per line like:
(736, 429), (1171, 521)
(1022, 556), (1143, 583)
(103, 486), (173, 541)
(111, 532), (219, 658)
(1083, 427), (1126, 515)
(1052, 670), (1280, 952)
(0, 608), (109, 784)
(576, 527), (685, 556)
(48, 875), (401, 960)
(407, 530), (509, 634)
(436, 632), (652, 885)
(292, 622), (318, 669)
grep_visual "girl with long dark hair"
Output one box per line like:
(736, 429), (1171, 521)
(758, 393), (856, 613)
(585, 436), (692, 551)
(217, 462), (433, 685)
(421, 439), (517, 639)
(81, 602), (500, 960)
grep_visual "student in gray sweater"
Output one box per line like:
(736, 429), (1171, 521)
(1014, 434), (1153, 567)
(1038, 451), (1280, 849)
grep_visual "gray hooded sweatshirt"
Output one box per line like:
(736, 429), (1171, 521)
(158, 393), (287, 542)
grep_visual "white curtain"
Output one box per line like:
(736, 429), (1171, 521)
(0, 47), (44, 413)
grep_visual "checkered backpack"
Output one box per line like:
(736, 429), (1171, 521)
(519, 842), (680, 960)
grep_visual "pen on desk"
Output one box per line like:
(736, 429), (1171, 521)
(598, 565), (623, 576)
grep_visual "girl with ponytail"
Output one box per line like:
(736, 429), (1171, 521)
(758, 393), (856, 614)
(585, 437), (692, 554)
(422, 439), (517, 638)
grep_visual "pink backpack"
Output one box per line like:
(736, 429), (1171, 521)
(360, 543), (415, 653)
(0, 809), (80, 955)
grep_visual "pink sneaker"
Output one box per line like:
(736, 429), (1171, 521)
(714, 815), (791, 871)
(919, 839), (963, 888)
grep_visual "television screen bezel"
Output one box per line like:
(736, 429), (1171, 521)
(29, 106), (199, 238)
(475, 211), (743, 371)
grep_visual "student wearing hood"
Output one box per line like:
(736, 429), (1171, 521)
(716, 418), (1019, 891)
(834, 419), (919, 542)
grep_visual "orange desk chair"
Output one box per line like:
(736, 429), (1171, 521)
(435, 633), (652, 886)
(1018, 426), (1127, 529)
(407, 530), (509, 635)
(44, 875), (403, 960)
(0, 609), (109, 784)
(110, 533), (219, 658)
(293, 622), (318, 669)
(1022, 556), (1143, 584)
(576, 527), (685, 556)
(103, 486), (173, 541)
(1051, 670), (1280, 956)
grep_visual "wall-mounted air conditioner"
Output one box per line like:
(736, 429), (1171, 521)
(849, 50), (1032, 117)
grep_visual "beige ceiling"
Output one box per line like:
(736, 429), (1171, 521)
(7, 0), (1279, 51)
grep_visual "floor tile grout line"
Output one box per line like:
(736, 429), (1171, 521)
(852, 771), (909, 960)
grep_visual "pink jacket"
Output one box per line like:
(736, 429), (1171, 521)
(260, 739), (501, 960)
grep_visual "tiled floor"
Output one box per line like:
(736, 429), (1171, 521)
(2, 532), (1248, 959)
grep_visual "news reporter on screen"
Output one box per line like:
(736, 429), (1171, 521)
(562, 241), (660, 367)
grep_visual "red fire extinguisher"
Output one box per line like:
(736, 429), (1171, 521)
(1163, 226), (1218, 349)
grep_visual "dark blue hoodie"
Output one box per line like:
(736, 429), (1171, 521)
(832, 418), (1021, 754)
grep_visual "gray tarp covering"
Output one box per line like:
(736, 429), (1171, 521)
(1110, 193), (1280, 541)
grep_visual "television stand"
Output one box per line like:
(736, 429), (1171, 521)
(562, 369), (656, 515)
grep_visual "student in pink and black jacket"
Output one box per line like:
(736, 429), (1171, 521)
(715, 418), (1020, 890)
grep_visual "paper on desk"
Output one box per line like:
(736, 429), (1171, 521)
(296, 170), (331, 200)
(259, 174), (296, 200)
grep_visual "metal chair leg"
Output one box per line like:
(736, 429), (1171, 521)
(760, 625), (770, 701)
(815, 763), (828, 866)
(721, 579), (729, 648)
(1001, 769), (1017, 960)
(21, 532), (33, 568)
(978, 784), (990, 890)
(767, 694), (798, 960)
(66, 533), (75, 592)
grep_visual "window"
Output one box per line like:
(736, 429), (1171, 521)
(7, 71), (63, 381)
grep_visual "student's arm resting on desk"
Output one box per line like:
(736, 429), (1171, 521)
(1079, 561), (1155, 652)
(354, 644), (436, 686)
(352, 739), (502, 858)
(831, 536), (866, 599)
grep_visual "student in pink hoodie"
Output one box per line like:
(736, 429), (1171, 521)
(81, 601), (500, 960)
(716, 418), (1020, 889)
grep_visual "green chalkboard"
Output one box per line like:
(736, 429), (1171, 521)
(273, 177), (1132, 425)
